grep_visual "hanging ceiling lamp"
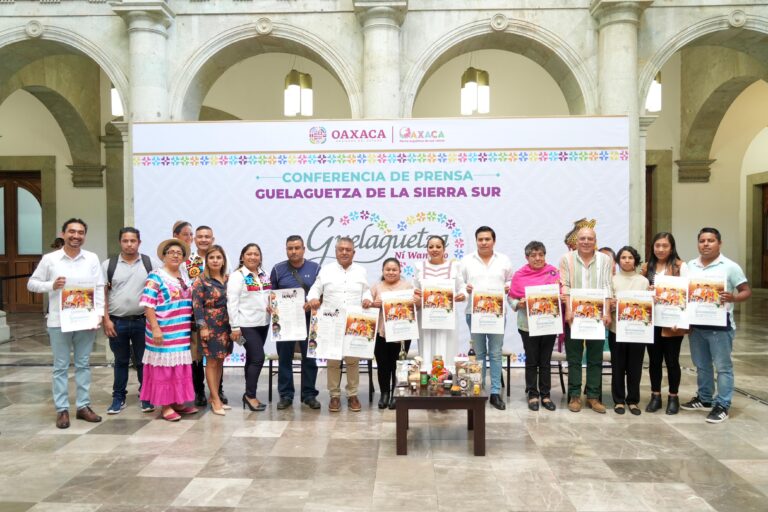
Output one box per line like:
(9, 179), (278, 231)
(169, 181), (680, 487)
(645, 72), (662, 113)
(284, 69), (313, 117)
(460, 66), (490, 115)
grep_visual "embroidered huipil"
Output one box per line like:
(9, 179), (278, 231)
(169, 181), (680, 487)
(227, 267), (272, 328)
(140, 269), (193, 367)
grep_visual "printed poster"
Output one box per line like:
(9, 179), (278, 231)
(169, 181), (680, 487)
(308, 307), (345, 360)
(688, 275), (727, 327)
(654, 275), (689, 328)
(470, 285), (505, 335)
(381, 290), (418, 342)
(616, 290), (654, 343)
(342, 306), (379, 359)
(269, 288), (307, 342)
(524, 284), (563, 337)
(570, 288), (606, 340)
(420, 279), (455, 330)
(60, 279), (98, 332)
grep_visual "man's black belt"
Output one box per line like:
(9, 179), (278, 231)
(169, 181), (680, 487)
(110, 314), (145, 321)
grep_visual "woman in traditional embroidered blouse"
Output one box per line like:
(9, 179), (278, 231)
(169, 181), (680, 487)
(191, 245), (232, 415)
(139, 239), (198, 422)
(227, 243), (271, 412)
(413, 235), (466, 371)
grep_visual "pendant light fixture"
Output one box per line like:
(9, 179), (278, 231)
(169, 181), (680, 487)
(460, 66), (490, 115)
(645, 72), (662, 113)
(284, 69), (313, 117)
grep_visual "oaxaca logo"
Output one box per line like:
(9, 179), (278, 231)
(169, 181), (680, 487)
(399, 126), (446, 143)
(308, 126), (327, 144)
(330, 127), (388, 142)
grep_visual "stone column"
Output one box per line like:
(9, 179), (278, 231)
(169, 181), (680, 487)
(101, 121), (130, 255)
(113, 1), (175, 121)
(354, 1), (407, 118)
(590, 0), (652, 250)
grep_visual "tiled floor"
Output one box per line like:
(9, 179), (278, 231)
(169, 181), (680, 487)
(1, 298), (766, 511)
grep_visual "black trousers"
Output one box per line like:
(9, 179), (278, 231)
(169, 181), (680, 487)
(374, 335), (411, 393)
(518, 329), (556, 398)
(647, 327), (683, 394)
(608, 331), (645, 405)
(242, 325), (270, 399)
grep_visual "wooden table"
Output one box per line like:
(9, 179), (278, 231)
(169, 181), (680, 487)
(395, 389), (488, 456)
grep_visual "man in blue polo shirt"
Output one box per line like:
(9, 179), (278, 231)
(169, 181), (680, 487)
(681, 227), (751, 423)
(269, 235), (321, 409)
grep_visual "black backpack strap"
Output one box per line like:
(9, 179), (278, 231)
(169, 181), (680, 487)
(290, 267), (310, 294)
(106, 256), (118, 289)
(140, 254), (153, 274)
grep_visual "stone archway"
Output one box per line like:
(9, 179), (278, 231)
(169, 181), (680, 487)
(638, 11), (768, 112)
(170, 21), (361, 121)
(0, 24), (129, 117)
(401, 16), (597, 117)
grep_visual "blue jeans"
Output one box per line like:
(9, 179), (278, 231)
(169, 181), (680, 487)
(276, 339), (319, 402)
(466, 315), (504, 394)
(689, 327), (735, 409)
(48, 327), (96, 411)
(109, 316), (146, 401)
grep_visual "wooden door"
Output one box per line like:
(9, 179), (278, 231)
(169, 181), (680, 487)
(0, 172), (43, 312)
(762, 185), (768, 288)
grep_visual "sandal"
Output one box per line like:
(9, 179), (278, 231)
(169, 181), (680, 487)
(614, 404), (626, 415)
(172, 405), (199, 415)
(162, 409), (181, 422)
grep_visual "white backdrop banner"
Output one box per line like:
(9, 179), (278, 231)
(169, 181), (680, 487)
(133, 117), (629, 366)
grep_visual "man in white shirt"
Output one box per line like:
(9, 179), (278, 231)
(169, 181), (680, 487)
(461, 226), (513, 410)
(27, 218), (105, 429)
(307, 237), (370, 412)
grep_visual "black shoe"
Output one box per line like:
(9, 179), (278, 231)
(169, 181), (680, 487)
(219, 390), (228, 405)
(276, 398), (293, 410)
(195, 393), (207, 407)
(706, 404), (729, 424)
(303, 397), (321, 410)
(666, 395), (680, 415)
(527, 398), (539, 411)
(614, 403), (626, 415)
(628, 404), (642, 416)
(242, 394), (267, 412)
(681, 396), (712, 411)
(378, 392), (390, 410)
(388, 395), (397, 410)
(489, 394), (506, 410)
(645, 393), (662, 413)
(541, 397), (556, 411)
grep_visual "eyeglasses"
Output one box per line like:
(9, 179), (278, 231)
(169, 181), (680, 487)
(165, 250), (184, 257)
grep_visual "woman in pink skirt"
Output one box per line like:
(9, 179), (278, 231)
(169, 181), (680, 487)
(140, 239), (198, 421)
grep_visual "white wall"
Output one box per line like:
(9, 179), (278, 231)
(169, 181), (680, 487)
(413, 49), (569, 118)
(203, 53), (352, 120)
(0, 90), (108, 259)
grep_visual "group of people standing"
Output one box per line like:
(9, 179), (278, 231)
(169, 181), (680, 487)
(28, 218), (750, 428)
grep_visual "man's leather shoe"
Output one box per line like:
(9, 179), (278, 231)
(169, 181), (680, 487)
(329, 396), (341, 412)
(56, 410), (70, 429)
(195, 393), (208, 407)
(527, 398), (539, 411)
(276, 398), (293, 410)
(586, 398), (606, 414)
(541, 398), (556, 411)
(76, 406), (102, 423)
(303, 397), (321, 410)
(489, 394), (506, 410)
(568, 397), (582, 412)
(219, 390), (228, 405)
(348, 396), (362, 412)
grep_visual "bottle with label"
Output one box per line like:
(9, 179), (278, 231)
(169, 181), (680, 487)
(468, 341), (476, 362)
